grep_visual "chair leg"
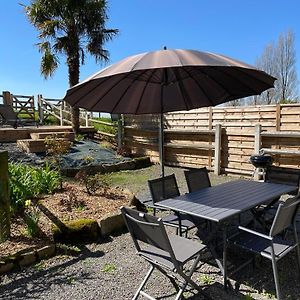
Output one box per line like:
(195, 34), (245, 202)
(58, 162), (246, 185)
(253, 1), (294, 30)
(293, 226), (300, 278)
(132, 265), (155, 300)
(271, 255), (282, 300)
(155, 264), (179, 293)
(175, 254), (203, 300)
(296, 245), (300, 280)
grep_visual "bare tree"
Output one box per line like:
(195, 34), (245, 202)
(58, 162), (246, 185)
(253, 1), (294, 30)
(276, 30), (298, 102)
(255, 42), (278, 104)
(255, 30), (298, 104)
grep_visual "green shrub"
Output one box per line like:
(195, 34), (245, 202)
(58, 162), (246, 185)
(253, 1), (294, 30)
(9, 163), (60, 211)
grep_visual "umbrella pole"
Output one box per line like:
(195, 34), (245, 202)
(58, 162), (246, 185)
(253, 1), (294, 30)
(159, 112), (165, 178)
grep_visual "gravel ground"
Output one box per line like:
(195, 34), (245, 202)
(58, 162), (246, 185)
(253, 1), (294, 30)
(1, 231), (299, 300)
(0, 140), (130, 168)
(1, 165), (300, 299)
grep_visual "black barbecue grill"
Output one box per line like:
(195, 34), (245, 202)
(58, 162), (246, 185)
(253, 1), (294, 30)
(250, 154), (273, 180)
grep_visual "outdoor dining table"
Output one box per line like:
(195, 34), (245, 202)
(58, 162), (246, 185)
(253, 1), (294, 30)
(157, 179), (298, 289)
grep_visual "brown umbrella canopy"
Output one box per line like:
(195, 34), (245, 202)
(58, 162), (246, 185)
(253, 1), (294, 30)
(64, 49), (276, 113)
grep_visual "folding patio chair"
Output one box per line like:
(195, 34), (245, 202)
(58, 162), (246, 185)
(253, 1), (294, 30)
(265, 166), (300, 195)
(184, 167), (211, 193)
(258, 166), (300, 223)
(121, 207), (208, 300)
(184, 167), (212, 228)
(148, 174), (196, 236)
(229, 195), (300, 300)
(0, 104), (38, 128)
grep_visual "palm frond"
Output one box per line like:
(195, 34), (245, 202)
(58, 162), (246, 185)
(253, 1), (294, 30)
(40, 49), (59, 79)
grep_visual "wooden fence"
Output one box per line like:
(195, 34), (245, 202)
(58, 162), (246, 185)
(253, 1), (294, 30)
(2, 90), (299, 176)
(123, 104), (300, 176)
(2, 91), (36, 120)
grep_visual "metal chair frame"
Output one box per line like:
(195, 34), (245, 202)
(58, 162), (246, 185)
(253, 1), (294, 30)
(148, 174), (195, 236)
(265, 166), (300, 195)
(230, 195), (300, 300)
(184, 167), (211, 193)
(121, 207), (209, 300)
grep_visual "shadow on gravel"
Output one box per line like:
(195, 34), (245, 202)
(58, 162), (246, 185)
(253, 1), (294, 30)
(0, 245), (104, 300)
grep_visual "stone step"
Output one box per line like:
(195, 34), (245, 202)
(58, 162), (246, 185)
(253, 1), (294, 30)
(17, 137), (71, 153)
(17, 139), (46, 153)
(30, 131), (75, 141)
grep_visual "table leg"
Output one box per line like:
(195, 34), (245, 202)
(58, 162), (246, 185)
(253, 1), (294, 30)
(196, 222), (231, 291)
(223, 227), (228, 290)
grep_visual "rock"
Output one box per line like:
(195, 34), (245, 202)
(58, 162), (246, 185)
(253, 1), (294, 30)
(133, 157), (151, 169)
(36, 244), (56, 260)
(0, 261), (14, 274)
(19, 251), (37, 267)
(52, 219), (100, 244)
(100, 211), (126, 237)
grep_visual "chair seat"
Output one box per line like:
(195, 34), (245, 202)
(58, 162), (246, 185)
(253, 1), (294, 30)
(162, 213), (196, 229)
(139, 234), (206, 270)
(231, 231), (295, 260)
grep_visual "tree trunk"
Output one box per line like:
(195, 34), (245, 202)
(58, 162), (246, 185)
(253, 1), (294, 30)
(71, 106), (80, 134)
(67, 31), (80, 133)
(0, 151), (10, 242)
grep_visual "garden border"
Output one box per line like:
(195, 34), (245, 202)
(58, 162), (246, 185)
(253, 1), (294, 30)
(0, 189), (142, 275)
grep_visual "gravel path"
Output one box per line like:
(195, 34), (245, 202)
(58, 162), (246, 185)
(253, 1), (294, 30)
(1, 231), (299, 300)
(1, 165), (300, 299)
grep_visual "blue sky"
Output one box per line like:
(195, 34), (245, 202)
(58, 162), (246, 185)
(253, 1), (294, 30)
(1, 0), (300, 99)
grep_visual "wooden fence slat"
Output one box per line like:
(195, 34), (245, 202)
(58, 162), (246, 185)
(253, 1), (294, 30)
(124, 103), (300, 176)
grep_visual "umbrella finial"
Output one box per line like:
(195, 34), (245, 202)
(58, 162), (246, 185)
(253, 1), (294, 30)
(163, 46), (167, 50)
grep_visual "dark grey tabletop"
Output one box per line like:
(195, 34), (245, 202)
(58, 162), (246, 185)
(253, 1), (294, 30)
(157, 180), (297, 223)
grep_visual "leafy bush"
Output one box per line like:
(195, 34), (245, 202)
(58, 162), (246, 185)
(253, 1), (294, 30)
(75, 170), (112, 195)
(9, 163), (60, 211)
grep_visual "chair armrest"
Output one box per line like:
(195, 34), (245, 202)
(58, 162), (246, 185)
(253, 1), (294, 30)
(238, 226), (273, 240)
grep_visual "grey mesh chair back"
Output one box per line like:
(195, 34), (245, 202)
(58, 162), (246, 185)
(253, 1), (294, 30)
(269, 195), (300, 237)
(184, 167), (211, 193)
(121, 207), (178, 269)
(148, 174), (180, 204)
(148, 174), (196, 237)
(121, 206), (207, 300)
(265, 166), (300, 195)
(231, 194), (300, 300)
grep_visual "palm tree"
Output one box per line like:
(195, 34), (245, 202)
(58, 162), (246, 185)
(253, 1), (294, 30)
(24, 0), (119, 133)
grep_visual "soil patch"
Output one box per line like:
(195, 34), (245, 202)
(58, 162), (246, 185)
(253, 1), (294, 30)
(0, 183), (131, 259)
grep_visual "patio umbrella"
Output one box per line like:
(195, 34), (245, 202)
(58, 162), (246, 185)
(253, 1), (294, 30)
(64, 48), (276, 176)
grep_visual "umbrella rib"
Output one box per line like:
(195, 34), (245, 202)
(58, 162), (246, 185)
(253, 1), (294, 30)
(134, 69), (158, 114)
(196, 67), (237, 99)
(173, 68), (191, 111)
(182, 67), (216, 106)
(209, 67), (261, 95)
(68, 75), (120, 108)
(88, 72), (139, 111)
(109, 69), (151, 113)
(230, 67), (276, 88)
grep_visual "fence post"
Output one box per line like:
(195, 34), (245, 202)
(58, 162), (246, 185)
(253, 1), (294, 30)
(60, 103), (63, 126)
(117, 114), (123, 151)
(37, 94), (44, 125)
(0, 151), (10, 242)
(254, 124), (262, 154)
(254, 124), (262, 180)
(214, 124), (222, 175)
(85, 111), (89, 127)
(2, 91), (12, 106)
